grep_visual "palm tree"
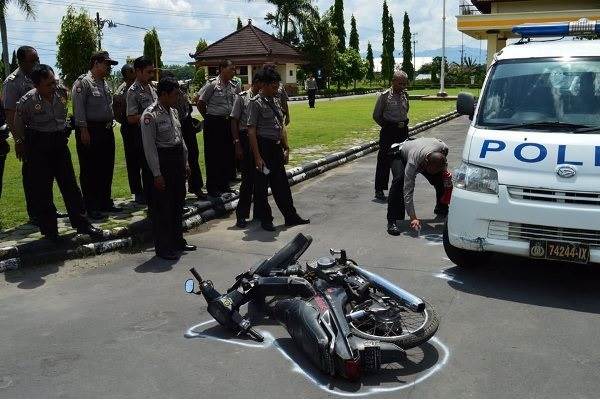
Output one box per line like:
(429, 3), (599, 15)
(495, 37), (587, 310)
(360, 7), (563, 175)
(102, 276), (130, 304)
(255, 0), (319, 44)
(1, 0), (36, 78)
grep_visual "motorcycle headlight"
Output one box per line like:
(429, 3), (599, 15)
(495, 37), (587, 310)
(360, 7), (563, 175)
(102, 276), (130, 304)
(454, 162), (498, 195)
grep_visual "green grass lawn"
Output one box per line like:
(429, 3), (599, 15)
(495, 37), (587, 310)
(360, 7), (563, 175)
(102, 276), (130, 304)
(408, 86), (481, 97)
(0, 97), (455, 229)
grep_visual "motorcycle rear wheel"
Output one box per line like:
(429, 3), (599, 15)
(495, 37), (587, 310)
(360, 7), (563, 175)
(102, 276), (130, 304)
(348, 295), (439, 349)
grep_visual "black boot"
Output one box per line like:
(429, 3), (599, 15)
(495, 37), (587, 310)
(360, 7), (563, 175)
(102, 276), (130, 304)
(387, 220), (401, 236)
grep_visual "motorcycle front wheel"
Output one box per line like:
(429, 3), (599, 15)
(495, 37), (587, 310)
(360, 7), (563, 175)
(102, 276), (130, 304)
(348, 291), (439, 349)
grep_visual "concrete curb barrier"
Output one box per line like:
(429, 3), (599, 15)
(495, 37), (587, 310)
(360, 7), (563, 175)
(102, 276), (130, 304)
(0, 111), (458, 271)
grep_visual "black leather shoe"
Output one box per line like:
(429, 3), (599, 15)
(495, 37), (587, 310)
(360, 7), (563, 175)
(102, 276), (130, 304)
(207, 191), (222, 198)
(55, 211), (69, 218)
(180, 244), (197, 252)
(157, 252), (179, 261)
(285, 215), (310, 227)
(236, 218), (247, 228)
(375, 190), (387, 201)
(261, 221), (276, 231)
(134, 193), (147, 205)
(387, 220), (401, 236)
(44, 232), (62, 242)
(195, 190), (208, 201)
(78, 225), (105, 238)
(103, 205), (123, 213)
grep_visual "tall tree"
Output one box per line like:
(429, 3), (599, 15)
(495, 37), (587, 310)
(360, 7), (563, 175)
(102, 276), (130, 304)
(331, 0), (346, 52)
(346, 48), (365, 89)
(380, 0), (390, 84)
(56, 6), (98, 86)
(1, 0), (36, 77)
(300, 12), (338, 88)
(143, 28), (163, 68)
(401, 12), (414, 80)
(365, 42), (375, 83)
(387, 14), (395, 81)
(349, 14), (359, 52)
(259, 0), (319, 45)
(196, 38), (208, 54)
(9, 49), (17, 72)
(237, 17), (243, 30)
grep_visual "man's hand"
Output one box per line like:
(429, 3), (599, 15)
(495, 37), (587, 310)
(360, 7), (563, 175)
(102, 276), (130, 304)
(234, 142), (244, 161)
(15, 142), (26, 162)
(154, 175), (166, 191)
(410, 218), (422, 232)
(80, 127), (91, 146)
(283, 147), (289, 165)
(255, 156), (266, 172)
(186, 165), (191, 178)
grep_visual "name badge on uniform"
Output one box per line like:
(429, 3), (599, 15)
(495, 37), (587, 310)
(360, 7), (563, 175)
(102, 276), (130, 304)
(34, 103), (42, 111)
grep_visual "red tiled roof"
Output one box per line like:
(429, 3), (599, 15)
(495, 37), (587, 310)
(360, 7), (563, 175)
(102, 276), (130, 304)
(189, 23), (305, 63)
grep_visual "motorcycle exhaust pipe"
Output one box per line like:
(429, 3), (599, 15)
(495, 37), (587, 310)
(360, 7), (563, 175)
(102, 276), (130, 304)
(349, 265), (425, 313)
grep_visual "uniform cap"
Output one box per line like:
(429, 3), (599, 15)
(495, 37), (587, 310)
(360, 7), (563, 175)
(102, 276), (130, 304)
(91, 51), (119, 66)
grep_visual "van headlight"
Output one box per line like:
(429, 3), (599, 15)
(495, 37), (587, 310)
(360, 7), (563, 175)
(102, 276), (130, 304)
(454, 162), (499, 194)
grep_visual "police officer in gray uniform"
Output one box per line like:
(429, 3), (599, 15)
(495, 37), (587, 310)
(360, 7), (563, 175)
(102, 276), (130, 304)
(2, 45), (62, 222)
(197, 59), (240, 197)
(248, 67), (309, 232)
(230, 69), (263, 228)
(14, 64), (103, 241)
(127, 56), (157, 204)
(372, 70), (410, 201)
(72, 51), (120, 219)
(141, 77), (196, 260)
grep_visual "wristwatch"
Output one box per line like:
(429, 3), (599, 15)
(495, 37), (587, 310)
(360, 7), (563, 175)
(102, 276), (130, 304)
(14, 137), (23, 145)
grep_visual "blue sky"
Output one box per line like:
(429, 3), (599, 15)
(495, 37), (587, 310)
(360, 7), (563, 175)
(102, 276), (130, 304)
(4, 0), (482, 68)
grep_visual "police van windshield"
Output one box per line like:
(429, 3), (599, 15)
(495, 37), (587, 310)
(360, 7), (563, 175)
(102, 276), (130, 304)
(477, 58), (600, 131)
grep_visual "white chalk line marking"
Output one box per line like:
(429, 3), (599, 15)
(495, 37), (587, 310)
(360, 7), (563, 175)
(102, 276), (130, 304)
(185, 319), (450, 396)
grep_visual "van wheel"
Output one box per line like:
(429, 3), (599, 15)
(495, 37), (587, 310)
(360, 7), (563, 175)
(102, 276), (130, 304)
(443, 221), (490, 268)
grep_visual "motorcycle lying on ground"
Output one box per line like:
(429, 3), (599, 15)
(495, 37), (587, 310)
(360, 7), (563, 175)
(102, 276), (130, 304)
(186, 233), (439, 381)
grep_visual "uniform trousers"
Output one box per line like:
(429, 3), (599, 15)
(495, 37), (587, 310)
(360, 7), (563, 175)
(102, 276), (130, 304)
(203, 115), (231, 194)
(149, 145), (186, 255)
(387, 157), (446, 221)
(375, 123), (408, 191)
(253, 136), (298, 223)
(181, 115), (204, 194)
(0, 139), (8, 199)
(75, 122), (115, 212)
(235, 132), (259, 221)
(307, 89), (317, 108)
(27, 130), (89, 235)
(121, 122), (144, 196)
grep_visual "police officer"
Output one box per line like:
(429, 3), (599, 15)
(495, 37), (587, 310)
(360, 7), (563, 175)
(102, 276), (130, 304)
(0, 96), (9, 198)
(72, 51), (120, 219)
(13, 64), (103, 241)
(141, 76), (196, 260)
(2, 45), (63, 223)
(167, 73), (206, 201)
(262, 63), (291, 125)
(373, 70), (410, 201)
(197, 59), (240, 197)
(113, 63), (145, 203)
(248, 67), (309, 232)
(386, 137), (452, 236)
(305, 73), (318, 108)
(231, 69), (263, 228)
(126, 56), (157, 205)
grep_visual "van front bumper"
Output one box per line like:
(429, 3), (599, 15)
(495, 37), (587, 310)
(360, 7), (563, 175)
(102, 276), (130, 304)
(447, 186), (600, 263)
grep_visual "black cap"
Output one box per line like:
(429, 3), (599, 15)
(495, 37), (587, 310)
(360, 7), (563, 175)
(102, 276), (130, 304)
(91, 51), (118, 66)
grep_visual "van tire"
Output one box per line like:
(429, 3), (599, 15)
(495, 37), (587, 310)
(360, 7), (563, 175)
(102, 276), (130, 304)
(443, 221), (490, 268)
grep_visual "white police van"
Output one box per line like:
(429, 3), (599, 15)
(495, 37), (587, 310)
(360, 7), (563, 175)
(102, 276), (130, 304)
(444, 19), (600, 267)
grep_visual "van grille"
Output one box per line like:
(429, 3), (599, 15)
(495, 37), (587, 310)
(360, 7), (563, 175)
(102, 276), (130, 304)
(488, 221), (600, 248)
(508, 186), (600, 206)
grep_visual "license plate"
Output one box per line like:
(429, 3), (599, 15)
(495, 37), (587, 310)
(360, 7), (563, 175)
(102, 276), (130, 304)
(529, 240), (590, 264)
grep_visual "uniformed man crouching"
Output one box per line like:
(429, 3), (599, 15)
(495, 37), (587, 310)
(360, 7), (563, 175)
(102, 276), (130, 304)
(141, 77), (197, 260)
(248, 67), (309, 232)
(13, 65), (103, 241)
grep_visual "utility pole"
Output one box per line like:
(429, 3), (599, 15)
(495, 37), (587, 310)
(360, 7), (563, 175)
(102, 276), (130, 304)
(438, 0), (447, 97)
(412, 33), (418, 79)
(96, 12), (102, 50)
(460, 33), (465, 66)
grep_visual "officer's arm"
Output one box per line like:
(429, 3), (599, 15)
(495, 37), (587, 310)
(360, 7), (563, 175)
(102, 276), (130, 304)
(282, 100), (290, 125)
(373, 94), (384, 127)
(403, 163), (418, 220)
(12, 101), (27, 143)
(197, 82), (213, 117)
(72, 80), (88, 128)
(2, 82), (18, 135)
(140, 114), (161, 178)
(247, 102), (263, 166)
(230, 96), (242, 143)
(126, 89), (141, 125)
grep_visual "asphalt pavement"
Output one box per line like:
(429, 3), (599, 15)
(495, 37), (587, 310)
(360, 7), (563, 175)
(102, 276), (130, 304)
(1, 116), (600, 398)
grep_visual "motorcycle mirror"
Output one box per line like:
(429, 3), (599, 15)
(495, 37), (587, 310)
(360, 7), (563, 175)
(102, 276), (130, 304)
(184, 279), (195, 294)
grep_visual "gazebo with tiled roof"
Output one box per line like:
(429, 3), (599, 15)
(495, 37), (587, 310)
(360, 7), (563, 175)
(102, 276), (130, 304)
(189, 20), (306, 91)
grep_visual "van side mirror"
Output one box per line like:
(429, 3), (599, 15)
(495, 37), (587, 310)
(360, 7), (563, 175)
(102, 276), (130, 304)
(457, 92), (475, 120)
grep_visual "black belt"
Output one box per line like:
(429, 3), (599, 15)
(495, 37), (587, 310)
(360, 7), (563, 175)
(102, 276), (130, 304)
(384, 120), (408, 128)
(257, 136), (281, 144)
(206, 114), (229, 120)
(86, 121), (113, 129)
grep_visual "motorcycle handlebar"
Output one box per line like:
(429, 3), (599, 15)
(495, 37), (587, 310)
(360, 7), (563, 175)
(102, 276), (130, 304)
(189, 268), (203, 284)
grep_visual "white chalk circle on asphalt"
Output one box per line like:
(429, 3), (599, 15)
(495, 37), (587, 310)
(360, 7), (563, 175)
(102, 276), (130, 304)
(185, 319), (450, 397)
